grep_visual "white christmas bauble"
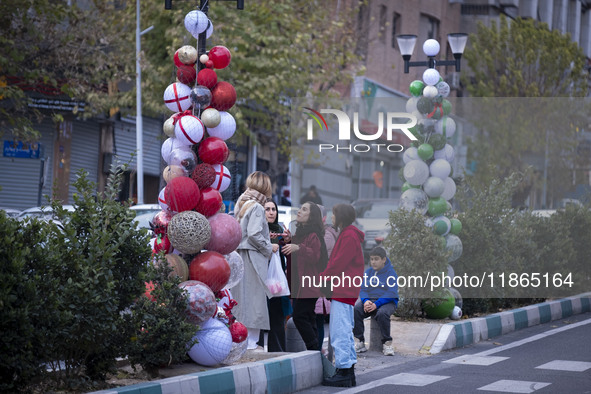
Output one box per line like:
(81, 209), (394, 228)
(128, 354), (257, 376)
(441, 177), (457, 201)
(423, 39), (440, 57)
(163, 116), (176, 138)
(423, 68), (440, 86)
(450, 306), (462, 320)
(211, 164), (231, 192)
(399, 188), (429, 215)
(405, 96), (419, 113)
(206, 19), (214, 38)
(434, 144), (455, 162)
(430, 159), (451, 180)
(184, 10), (209, 38)
(423, 176), (445, 198)
(187, 318), (232, 366)
(435, 116), (456, 139)
(403, 147), (420, 164)
(161, 137), (186, 164)
(223, 251), (244, 290)
(174, 115), (204, 146)
(403, 160), (429, 186)
(445, 234), (463, 263)
(422, 85), (438, 98)
(163, 82), (192, 112)
(207, 111), (236, 140)
(436, 81), (450, 98)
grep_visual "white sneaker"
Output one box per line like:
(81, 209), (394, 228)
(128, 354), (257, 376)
(382, 341), (395, 356)
(354, 338), (367, 353)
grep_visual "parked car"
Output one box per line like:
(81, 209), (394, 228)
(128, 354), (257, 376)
(1, 208), (21, 218)
(130, 204), (162, 232)
(16, 205), (76, 225)
(351, 199), (400, 253)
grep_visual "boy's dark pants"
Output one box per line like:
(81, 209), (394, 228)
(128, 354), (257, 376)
(353, 299), (397, 344)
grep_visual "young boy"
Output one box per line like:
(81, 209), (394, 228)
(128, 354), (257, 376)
(353, 246), (398, 356)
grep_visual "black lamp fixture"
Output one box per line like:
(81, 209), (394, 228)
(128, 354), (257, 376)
(396, 33), (468, 73)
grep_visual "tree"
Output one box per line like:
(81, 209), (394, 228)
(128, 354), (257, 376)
(0, 0), (134, 142)
(461, 16), (589, 207)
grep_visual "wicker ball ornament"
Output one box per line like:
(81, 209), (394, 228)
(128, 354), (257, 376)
(168, 210), (211, 254)
(165, 176), (201, 213)
(191, 163), (216, 189)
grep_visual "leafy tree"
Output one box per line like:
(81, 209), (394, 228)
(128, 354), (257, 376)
(461, 16), (589, 206)
(0, 0), (134, 142)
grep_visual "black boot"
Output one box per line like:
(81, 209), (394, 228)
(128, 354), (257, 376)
(322, 365), (355, 387)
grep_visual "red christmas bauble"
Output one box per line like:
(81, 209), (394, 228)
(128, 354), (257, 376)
(165, 176), (201, 212)
(229, 321), (247, 343)
(198, 137), (229, 165)
(153, 234), (173, 254)
(208, 46), (231, 69)
(205, 60), (214, 69)
(191, 163), (216, 190)
(195, 187), (223, 217)
(152, 210), (173, 236)
(197, 68), (218, 90)
(173, 51), (184, 67)
(189, 251), (231, 293)
(210, 82), (236, 112)
(177, 65), (197, 85)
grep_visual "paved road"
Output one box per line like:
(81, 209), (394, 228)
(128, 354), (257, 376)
(302, 312), (591, 393)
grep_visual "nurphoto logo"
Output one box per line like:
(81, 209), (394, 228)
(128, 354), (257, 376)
(303, 107), (417, 153)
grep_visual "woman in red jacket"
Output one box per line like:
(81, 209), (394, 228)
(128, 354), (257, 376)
(320, 203), (365, 388)
(282, 201), (327, 350)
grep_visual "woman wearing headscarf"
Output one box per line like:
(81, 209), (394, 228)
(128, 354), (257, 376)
(232, 171), (273, 350)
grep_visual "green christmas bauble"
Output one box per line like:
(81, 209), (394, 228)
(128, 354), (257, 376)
(428, 197), (447, 216)
(428, 133), (446, 150)
(409, 80), (425, 97)
(450, 218), (462, 235)
(417, 143), (434, 160)
(442, 99), (452, 115)
(417, 97), (434, 115)
(423, 288), (455, 319)
(401, 181), (420, 192)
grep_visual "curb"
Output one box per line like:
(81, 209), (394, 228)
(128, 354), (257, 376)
(90, 350), (322, 394)
(429, 292), (591, 354)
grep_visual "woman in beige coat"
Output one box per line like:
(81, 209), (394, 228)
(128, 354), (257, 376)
(231, 171), (273, 350)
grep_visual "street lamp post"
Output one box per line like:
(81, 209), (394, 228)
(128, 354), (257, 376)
(396, 33), (468, 73)
(136, 0), (153, 204)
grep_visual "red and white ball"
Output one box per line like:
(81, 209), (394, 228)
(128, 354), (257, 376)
(174, 115), (204, 146)
(164, 82), (192, 112)
(211, 164), (231, 193)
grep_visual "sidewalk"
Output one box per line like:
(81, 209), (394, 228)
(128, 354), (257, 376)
(91, 292), (591, 394)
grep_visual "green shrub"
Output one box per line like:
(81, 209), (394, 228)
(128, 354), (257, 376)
(122, 257), (198, 377)
(383, 209), (449, 317)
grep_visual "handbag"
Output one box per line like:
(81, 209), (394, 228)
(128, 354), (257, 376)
(266, 251), (290, 297)
(314, 297), (331, 315)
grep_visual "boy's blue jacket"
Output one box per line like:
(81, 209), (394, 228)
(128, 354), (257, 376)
(359, 257), (398, 308)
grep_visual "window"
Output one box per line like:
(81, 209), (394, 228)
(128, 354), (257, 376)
(391, 12), (401, 49)
(379, 5), (387, 43)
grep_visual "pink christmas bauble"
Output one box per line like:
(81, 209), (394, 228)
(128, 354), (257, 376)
(195, 187), (223, 217)
(174, 115), (204, 146)
(211, 164), (231, 193)
(163, 82), (192, 112)
(205, 213), (242, 255)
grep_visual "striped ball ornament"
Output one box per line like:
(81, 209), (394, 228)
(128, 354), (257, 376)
(174, 115), (204, 146)
(211, 164), (231, 193)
